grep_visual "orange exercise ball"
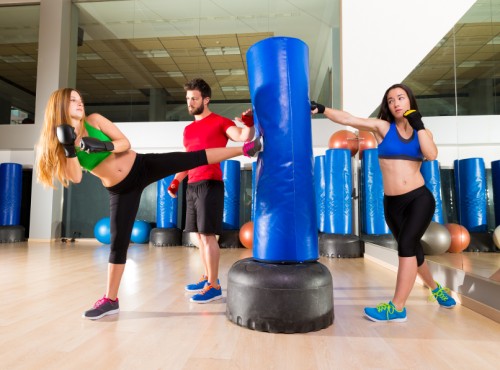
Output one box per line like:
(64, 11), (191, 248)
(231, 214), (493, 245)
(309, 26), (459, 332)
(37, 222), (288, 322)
(444, 223), (470, 253)
(328, 130), (358, 157)
(358, 130), (377, 158)
(239, 221), (254, 249)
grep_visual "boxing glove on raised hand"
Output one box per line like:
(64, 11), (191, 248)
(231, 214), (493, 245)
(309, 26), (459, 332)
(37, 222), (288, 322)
(311, 101), (325, 114)
(56, 124), (77, 158)
(80, 137), (114, 153)
(404, 110), (425, 131)
(167, 179), (180, 198)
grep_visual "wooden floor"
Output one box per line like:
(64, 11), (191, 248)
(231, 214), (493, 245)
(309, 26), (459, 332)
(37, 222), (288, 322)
(1, 241), (499, 370)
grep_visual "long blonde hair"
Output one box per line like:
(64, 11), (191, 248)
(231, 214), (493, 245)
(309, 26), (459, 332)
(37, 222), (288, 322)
(36, 88), (85, 188)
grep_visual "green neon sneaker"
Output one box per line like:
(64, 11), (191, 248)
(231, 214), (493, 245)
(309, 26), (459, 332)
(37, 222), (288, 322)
(364, 301), (407, 322)
(430, 282), (456, 308)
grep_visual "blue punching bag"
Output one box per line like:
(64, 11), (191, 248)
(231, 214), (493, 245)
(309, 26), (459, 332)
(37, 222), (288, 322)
(454, 158), (487, 232)
(492, 160), (500, 227)
(361, 148), (390, 234)
(248, 37), (318, 263)
(0, 163), (22, 226)
(324, 149), (352, 234)
(420, 160), (444, 224)
(314, 155), (326, 233)
(157, 175), (178, 228)
(221, 160), (240, 230)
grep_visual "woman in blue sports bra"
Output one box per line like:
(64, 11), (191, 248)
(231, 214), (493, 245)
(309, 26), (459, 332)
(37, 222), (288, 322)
(36, 88), (263, 320)
(311, 83), (456, 322)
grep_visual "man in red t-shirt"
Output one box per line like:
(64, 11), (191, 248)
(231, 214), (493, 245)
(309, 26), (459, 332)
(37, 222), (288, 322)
(168, 78), (255, 303)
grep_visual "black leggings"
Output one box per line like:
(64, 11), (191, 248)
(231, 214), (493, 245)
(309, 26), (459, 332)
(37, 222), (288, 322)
(106, 151), (207, 264)
(383, 185), (435, 266)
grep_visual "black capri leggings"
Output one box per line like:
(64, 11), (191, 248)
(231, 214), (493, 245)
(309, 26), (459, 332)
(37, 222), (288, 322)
(106, 151), (207, 264)
(383, 185), (435, 266)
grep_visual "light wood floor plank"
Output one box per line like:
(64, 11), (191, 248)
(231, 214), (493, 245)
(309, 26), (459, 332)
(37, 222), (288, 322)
(0, 241), (499, 370)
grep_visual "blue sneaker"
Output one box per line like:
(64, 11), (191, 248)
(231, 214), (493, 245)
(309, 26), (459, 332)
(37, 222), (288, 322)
(190, 283), (222, 304)
(364, 301), (407, 322)
(185, 275), (208, 292)
(430, 282), (456, 308)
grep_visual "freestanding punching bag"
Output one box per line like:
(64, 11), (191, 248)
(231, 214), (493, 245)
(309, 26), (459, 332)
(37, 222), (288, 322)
(492, 160), (500, 227)
(219, 160), (241, 248)
(454, 157), (492, 251)
(318, 148), (363, 258)
(226, 37), (334, 333)
(420, 160), (444, 224)
(0, 163), (25, 243)
(150, 174), (181, 246)
(314, 155), (326, 233)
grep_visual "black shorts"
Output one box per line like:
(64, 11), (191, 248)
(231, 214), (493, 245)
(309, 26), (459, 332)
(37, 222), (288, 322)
(184, 180), (224, 235)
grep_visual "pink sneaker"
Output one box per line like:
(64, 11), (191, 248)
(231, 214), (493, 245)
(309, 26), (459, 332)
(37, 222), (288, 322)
(82, 295), (119, 320)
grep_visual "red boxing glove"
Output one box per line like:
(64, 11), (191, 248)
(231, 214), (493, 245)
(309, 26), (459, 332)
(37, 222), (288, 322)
(167, 179), (180, 197)
(241, 113), (254, 127)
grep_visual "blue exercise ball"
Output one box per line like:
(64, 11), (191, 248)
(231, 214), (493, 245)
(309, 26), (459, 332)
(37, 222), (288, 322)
(94, 217), (111, 244)
(131, 220), (152, 244)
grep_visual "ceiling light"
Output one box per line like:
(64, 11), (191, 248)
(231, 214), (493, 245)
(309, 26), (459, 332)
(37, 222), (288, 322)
(458, 61), (481, 68)
(152, 71), (184, 78)
(77, 53), (102, 60)
(93, 73), (124, 80)
(133, 50), (170, 58)
(0, 55), (35, 63)
(204, 47), (241, 56)
(214, 69), (245, 76)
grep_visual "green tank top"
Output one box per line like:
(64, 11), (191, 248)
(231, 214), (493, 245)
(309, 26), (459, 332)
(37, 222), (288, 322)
(76, 121), (113, 171)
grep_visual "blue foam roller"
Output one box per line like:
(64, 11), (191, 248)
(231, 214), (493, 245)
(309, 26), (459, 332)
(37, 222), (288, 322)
(248, 36), (318, 263)
(454, 158), (487, 232)
(420, 160), (444, 224)
(0, 163), (22, 226)
(314, 155), (326, 232)
(221, 160), (240, 230)
(361, 149), (390, 234)
(324, 149), (352, 234)
(157, 175), (178, 228)
(492, 160), (500, 227)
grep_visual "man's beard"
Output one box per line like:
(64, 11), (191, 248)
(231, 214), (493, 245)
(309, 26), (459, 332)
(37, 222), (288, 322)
(189, 104), (204, 116)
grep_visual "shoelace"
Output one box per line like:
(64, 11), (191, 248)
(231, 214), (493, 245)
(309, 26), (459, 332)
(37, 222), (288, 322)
(376, 302), (394, 316)
(94, 296), (109, 308)
(199, 284), (220, 295)
(430, 286), (451, 302)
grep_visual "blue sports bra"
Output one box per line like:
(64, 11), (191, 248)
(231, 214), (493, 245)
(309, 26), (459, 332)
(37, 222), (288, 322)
(377, 122), (423, 161)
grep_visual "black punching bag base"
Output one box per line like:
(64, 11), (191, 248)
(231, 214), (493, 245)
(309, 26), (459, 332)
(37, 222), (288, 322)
(150, 227), (182, 247)
(0, 225), (25, 243)
(319, 233), (364, 258)
(226, 258), (334, 334)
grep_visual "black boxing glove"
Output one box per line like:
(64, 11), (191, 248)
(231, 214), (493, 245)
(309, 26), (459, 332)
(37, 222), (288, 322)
(404, 110), (425, 131)
(311, 101), (325, 114)
(80, 137), (114, 153)
(56, 124), (77, 158)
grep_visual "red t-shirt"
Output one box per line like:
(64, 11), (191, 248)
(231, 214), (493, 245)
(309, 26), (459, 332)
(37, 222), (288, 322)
(183, 113), (236, 182)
